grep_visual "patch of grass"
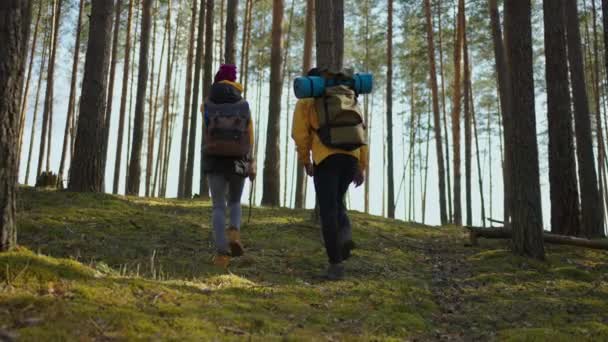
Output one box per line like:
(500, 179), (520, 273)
(2, 187), (607, 340)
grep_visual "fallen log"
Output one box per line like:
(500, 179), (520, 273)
(466, 226), (608, 251)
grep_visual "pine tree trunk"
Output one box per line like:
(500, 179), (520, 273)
(37, 0), (62, 178)
(0, 0), (31, 251)
(58, 0), (85, 186)
(469, 80), (486, 227)
(386, 0), (395, 219)
(424, 0), (448, 225)
(315, 0), (343, 70)
(112, 0), (134, 194)
(294, 0), (314, 209)
(185, 0), (206, 198)
(282, 0), (295, 207)
(17, 3), (42, 174)
(437, 0), (452, 222)
(242, 0), (254, 99)
(102, 0), (124, 185)
(25, 25), (50, 186)
(463, 5), (472, 227)
(565, 0), (604, 238)
(239, 0), (251, 85)
(218, 0), (225, 64)
(261, 0), (284, 207)
(177, 0), (197, 198)
(224, 0), (238, 65)
(489, 0), (512, 227)
(199, 0), (214, 199)
(503, 0), (545, 259)
(68, 0), (115, 192)
(543, 0), (581, 236)
(451, 0), (464, 225)
(145, 4), (157, 197)
(126, 0), (154, 196)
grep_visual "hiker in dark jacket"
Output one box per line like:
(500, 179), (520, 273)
(202, 64), (255, 268)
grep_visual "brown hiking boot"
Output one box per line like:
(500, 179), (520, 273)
(227, 227), (244, 257)
(213, 254), (231, 269)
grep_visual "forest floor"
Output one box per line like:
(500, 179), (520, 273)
(0, 188), (607, 341)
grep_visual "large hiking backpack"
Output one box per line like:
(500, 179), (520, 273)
(315, 85), (367, 151)
(204, 100), (251, 157)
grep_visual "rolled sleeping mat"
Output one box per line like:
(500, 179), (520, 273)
(293, 73), (374, 99)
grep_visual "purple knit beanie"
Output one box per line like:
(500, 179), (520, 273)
(214, 64), (237, 83)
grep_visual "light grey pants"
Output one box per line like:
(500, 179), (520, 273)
(208, 173), (246, 254)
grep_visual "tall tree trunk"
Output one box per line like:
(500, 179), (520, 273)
(261, 0), (284, 207)
(282, 0), (296, 207)
(242, 0), (254, 99)
(145, 3), (157, 197)
(424, 0), (448, 225)
(25, 24), (50, 186)
(239, 0), (251, 85)
(185, 0), (206, 199)
(470, 80), (486, 227)
(68, 0), (115, 192)
(224, 0), (238, 64)
(436, 0), (452, 222)
(0, 0), (32, 251)
(463, 5), (472, 227)
(504, 0), (545, 259)
(17, 2), (42, 174)
(126, 0), (154, 196)
(200, 0), (214, 198)
(177, 0), (197, 198)
(386, 0), (395, 219)
(102, 0), (124, 186)
(543, 0), (581, 236)
(294, 0), (314, 209)
(315, 0), (343, 70)
(565, 0), (604, 238)
(37, 0), (62, 178)
(112, 0), (134, 194)
(218, 0), (225, 64)
(489, 0), (512, 227)
(58, 0), (85, 186)
(451, 0), (464, 225)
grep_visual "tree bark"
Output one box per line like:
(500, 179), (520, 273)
(489, 0), (512, 227)
(565, 0), (604, 238)
(386, 0), (395, 219)
(261, 0), (284, 207)
(68, 0), (115, 192)
(185, 0), (206, 199)
(543, 0), (581, 236)
(199, 0), (214, 198)
(437, 0), (452, 222)
(463, 4), (472, 227)
(315, 0), (343, 70)
(0, 0), (31, 251)
(504, 0), (545, 259)
(58, 0), (85, 185)
(451, 0), (464, 226)
(112, 0), (134, 194)
(126, 0), (154, 196)
(424, 0), (448, 225)
(37, 0), (62, 178)
(294, 0), (314, 209)
(177, 0), (197, 198)
(224, 0), (238, 65)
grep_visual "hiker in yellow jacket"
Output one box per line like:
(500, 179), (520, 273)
(291, 68), (369, 280)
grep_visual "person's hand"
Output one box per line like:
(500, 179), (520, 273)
(353, 169), (365, 187)
(248, 160), (257, 182)
(305, 163), (314, 177)
(249, 171), (256, 182)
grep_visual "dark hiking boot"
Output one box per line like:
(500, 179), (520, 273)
(227, 227), (244, 257)
(342, 240), (356, 261)
(325, 263), (345, 281)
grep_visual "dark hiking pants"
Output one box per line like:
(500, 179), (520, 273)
(313, 154), (358, 264)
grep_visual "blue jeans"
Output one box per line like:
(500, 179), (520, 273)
(207, 173), (246, 254)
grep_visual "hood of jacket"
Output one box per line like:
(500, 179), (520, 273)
(209, 80), (244, 104)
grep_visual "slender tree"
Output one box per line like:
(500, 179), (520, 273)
(386, 0), (395, 219)
(185, 0), (206, 198)
(504, 0), (545, 259)
(68, 0), (116, 192)
(423, 0), (448, 225)
(112, 0), (135, 194)
(463, 4), (472, 226)
(565, 0), (604, 238)
(437, 0), (452, 222)
(224, 0), (238, 64)
(451, 0), (464, 225)
(0, 0), (32, 251)
(199, 0), (214, 198)
(58, 0), (85, 185)
(126, 0), (154, 196)
(177, 0), (197, 198)
(37, 0), (62, 178)
(261, 0), (285, 206)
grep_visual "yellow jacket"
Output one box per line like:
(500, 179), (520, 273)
(291, 98), (369, 170)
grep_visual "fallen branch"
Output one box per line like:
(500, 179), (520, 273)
(466, 227), (608, 251)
